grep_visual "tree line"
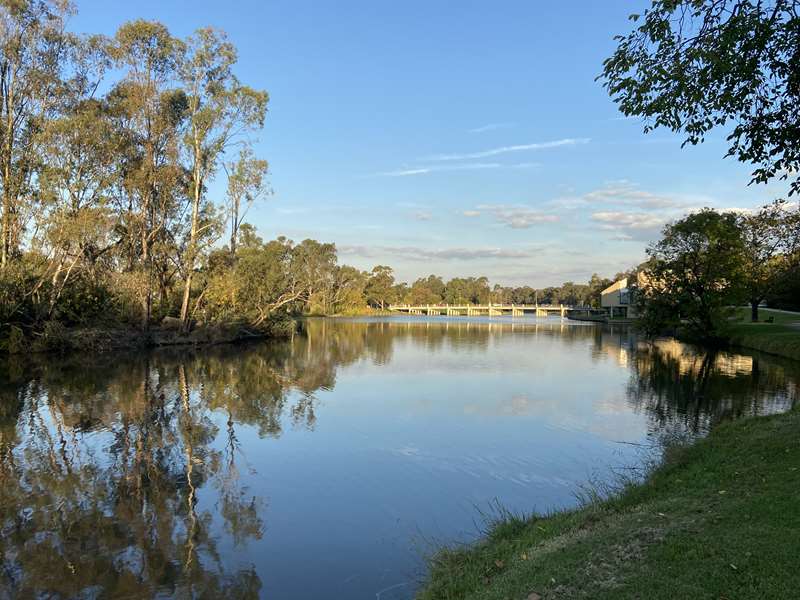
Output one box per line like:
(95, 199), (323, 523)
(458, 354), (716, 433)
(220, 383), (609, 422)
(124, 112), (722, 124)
(0, 0), (279, 343)
(600, 0), (800, 342)
(635, 202), (800, 341)
(0, 0), (637, 352)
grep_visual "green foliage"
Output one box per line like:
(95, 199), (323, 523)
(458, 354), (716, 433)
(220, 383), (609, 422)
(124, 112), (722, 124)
(737, 200), (800, 320)
(418, 406), (800, 600)
(765, 267), (800, 311)
(49, 272), (115, 325)
(602, 0), (800, 194)
(4, 326), (25, 355)
(639, 209), (746, 342)
(364, 265), (395, 309)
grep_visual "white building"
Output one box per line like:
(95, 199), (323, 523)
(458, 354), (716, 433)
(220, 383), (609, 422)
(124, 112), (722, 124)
(600, 277), (638, 319)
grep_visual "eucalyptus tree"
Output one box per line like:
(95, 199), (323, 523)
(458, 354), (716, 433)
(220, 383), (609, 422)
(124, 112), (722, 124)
(177, 27), (268, 329)
(0, 0), (73, 268)
(365, 265), (395, 309)
(108, 20), (186, 327)
(225, 145), (269, 258)
(36, 35), (117, 315)
(329, 265), (368, 314)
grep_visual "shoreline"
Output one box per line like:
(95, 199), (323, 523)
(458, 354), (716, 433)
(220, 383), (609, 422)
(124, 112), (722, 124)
(417, 405), (800, 599)
(4, 319), (294, 357)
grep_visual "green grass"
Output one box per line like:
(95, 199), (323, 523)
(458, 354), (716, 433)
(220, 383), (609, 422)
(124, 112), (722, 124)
(417, 406), (800, 600)
(727, 307), (800, 361)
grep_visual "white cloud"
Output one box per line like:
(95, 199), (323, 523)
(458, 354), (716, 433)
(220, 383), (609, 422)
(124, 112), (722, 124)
(591, 210), (668, 241)
(469, 122), (515, 134)
(476, 204), (560, 229)
(374, 162), (539, 177)
(582, 180), (688, 210)
(412, 211), (432, 221)
(425, 138), (590, 161)
(338, 245), (533, 261)
(462, 210), (481, 217)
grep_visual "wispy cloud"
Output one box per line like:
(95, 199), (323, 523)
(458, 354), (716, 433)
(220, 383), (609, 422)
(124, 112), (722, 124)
(462, 210), (481, 217)
(583, 180), (689, 210)
(476, 204), (560, 229)
(426, 138), (590, 161)
(412, 211), (432, 221)
(338, 245), (533, 261)
(469, 122), (515, 134)
(547, 181), (696, 212)
(374, 162), (540, 177)
(591, 210), (667, 241)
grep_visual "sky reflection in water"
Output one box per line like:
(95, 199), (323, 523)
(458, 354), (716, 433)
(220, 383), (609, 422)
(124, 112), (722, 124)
(1, 317), (797, 599)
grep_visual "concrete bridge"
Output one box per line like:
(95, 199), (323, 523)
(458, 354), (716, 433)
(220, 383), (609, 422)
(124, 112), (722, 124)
(387, 303), (572, 318)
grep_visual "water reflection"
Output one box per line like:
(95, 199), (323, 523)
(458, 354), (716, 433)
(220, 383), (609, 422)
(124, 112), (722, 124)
(628, 338), (797, 434)
(0, 317), (797, 599)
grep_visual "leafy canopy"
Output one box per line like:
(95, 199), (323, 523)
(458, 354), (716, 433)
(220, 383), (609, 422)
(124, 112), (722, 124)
(601, 0), (800, 194)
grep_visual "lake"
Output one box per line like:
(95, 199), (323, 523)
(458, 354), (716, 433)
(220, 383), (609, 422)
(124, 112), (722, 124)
(1, 316), (797, 599)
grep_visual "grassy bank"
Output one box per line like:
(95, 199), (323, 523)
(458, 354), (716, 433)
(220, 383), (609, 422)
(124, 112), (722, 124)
(418, 406), (800, 600)
(727, 308), (800, 361)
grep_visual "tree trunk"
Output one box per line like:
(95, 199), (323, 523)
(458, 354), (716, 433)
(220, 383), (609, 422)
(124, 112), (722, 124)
(230, 195), (239, 257)
(180, 155), (202, 331)
(751, 300), (759, 323)
(0, 189), (9, 268)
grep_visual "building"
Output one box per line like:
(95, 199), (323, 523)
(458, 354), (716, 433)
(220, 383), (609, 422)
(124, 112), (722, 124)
(600, 277), (638, 319)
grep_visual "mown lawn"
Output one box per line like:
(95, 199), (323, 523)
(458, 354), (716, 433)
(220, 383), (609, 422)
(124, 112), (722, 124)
(417, 406), (800, 600)
(728, 307), (800, 361)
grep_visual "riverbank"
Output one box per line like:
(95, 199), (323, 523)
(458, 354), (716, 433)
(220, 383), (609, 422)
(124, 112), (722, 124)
(418, 405), (800, 600)
(4, 316), (293, 355)
(727, 307), (800, 361)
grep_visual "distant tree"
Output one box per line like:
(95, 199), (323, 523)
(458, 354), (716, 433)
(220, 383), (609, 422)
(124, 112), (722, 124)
(639, 209), (745, 341)
(392, 282), (408, 303)
(225, 146), (269, 258)
(330, 265), (368, 314)
(558, 281), (590, 306)
(602, 0), (800, 194)
(765, 266), (800, 311)
(587, 273), (613, 308)
(407, 275), (445, 305)
(365, 265), (395, 309)
(738, 200), (800, 321)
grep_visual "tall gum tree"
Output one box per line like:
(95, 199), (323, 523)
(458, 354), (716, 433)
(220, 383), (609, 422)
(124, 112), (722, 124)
(108, 20), (185, 328)
(0, 0), (73, 268)
(36, 35), (118, 316)
(178, 27), (267, 329)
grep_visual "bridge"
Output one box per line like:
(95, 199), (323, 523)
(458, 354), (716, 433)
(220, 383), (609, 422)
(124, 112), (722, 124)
(387, 303), (572, 318)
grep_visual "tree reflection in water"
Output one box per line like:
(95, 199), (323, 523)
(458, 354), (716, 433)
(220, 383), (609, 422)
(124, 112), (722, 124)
(626, 338), (798, 435)
(0, 318), (797, 598)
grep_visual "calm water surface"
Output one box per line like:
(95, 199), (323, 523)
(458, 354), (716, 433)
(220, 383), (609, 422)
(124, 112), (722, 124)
(1, 317), (797, 599)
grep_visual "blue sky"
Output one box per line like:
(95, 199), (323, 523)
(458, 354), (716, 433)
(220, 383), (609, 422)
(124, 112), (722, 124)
(73, 1), (789, 286)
